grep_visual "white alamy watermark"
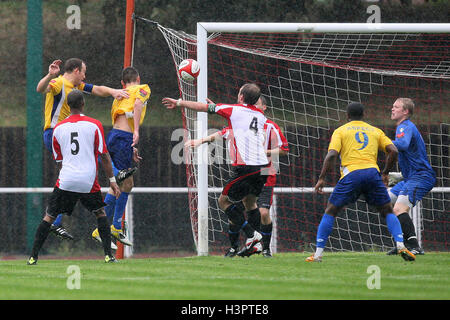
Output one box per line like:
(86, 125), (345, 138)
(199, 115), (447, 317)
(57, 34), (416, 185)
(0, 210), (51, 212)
(170, 126), (281, 175)
(66, 5), (81, 30)
(66, 265), (81, 290)
(366, 265), (381, 290)
(366, 0), (381, 24)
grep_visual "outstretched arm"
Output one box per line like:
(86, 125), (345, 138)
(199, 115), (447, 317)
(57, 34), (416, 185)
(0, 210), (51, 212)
(185, 131), (223, 149)
(92, 85), (129, 100)
(162, 97), (208, 112)
(266, 147), (288, 157)
(314, 149), (339, 194)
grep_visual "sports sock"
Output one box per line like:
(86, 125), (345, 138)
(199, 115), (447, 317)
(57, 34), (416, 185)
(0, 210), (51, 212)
(52, 214), (63, 227)
(103, 193), (117, 221)
(228, 222), (241, 249)
(225, 204), (245, 227)
(97, 216), (112, 256)
(385, 213), (404, 244)
(260, 223), (272, 250)
(30, 220), (52, 259)
(316, 213), (335, 254)
(225, 205), (254, 238)
(246, 208), (261, 232)
(397, 212), (419, 248)
(113, 192), (129, 230)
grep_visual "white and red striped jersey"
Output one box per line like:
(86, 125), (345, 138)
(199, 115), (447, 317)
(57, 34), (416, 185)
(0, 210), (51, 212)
(220, 118), (289, 186)
(211, 103), (269, 166)
(52, 114), (108, 193)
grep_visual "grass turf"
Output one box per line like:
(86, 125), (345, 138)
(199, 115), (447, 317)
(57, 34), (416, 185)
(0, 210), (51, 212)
(0, 252), (449, 300)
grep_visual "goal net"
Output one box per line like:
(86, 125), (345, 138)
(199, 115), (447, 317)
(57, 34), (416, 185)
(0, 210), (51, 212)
(154, 22), (449, 255)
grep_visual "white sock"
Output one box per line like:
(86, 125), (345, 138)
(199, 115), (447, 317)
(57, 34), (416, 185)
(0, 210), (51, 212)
(314, 247), (324, 258)
(396, 241), (406, 250)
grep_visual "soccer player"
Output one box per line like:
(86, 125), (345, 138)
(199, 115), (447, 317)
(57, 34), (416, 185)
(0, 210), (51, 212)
(185, 96), (289, 258)
(386, 98), (436, 255)
(163, 83), (269, 256)
(306, 102), (416, 262)
(91, 66), (149, 247)
(27, 90), (121, 265)
(36, 58), (129, 240)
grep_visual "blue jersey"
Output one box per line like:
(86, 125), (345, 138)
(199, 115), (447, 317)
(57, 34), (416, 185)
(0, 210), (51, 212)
(393, 119), (435, 180)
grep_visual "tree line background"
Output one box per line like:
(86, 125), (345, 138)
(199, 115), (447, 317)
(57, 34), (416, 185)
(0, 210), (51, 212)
(0, 0), (448, 126)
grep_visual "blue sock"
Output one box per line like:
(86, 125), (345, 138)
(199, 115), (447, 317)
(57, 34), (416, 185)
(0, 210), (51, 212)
(104, 193), (117, 221)
(316, 213), (335, 248)
(113, 192), (129, 230)
(385, 213), (404, 243)
(52, 214), (63, 227)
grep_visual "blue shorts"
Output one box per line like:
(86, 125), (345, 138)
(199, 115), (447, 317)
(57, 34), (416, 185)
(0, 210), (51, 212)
(390, 173), (436, 206)
(329, 168), (391, 208)
(106, 129), (133, 171)
(43, 129), (53, 153)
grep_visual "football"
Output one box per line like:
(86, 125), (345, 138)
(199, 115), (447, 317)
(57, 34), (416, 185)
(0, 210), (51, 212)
(178, 59), (200, 82)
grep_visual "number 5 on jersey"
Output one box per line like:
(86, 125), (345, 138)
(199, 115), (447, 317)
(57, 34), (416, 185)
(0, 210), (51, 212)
(71, 132), (79, 155)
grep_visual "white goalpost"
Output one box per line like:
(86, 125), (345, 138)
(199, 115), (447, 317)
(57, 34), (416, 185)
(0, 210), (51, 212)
(191, 22), (450, 256)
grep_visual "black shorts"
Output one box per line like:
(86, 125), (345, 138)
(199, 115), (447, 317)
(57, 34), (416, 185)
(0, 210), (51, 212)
(222, 165), (268, 203)
(46, 187), (106, 218)
(257, 185), (274, 209)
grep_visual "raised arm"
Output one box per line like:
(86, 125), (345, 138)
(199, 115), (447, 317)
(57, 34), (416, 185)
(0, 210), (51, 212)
(36, 59), (62, 93)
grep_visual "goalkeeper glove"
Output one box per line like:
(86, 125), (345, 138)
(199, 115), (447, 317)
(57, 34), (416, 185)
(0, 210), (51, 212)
(388, 172), (404, 187)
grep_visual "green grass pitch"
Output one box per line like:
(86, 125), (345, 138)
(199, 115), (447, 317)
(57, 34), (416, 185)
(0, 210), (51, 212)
(0, 252), (449, 300)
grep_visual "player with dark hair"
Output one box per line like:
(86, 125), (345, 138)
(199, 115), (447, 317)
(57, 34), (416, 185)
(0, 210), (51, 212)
(91, 66), (149, 248)
(387, 98), (436, 255)
(306, 102), (416, 262)
(27, 90), (121, 265)
(185, 95), (289, 258)
(163, 83), (268, 255)
(36, 58), (129, 240)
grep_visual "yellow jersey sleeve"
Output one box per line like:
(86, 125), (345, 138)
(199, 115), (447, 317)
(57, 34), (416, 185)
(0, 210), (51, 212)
(48, 76), (63, 95)
(136, 84), (150, 104)
(328, 129), (342, 153)
(378, 129), (393, 153)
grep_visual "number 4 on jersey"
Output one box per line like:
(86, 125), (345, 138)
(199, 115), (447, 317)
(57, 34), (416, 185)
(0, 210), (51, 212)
(249, 117), (258, 134)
